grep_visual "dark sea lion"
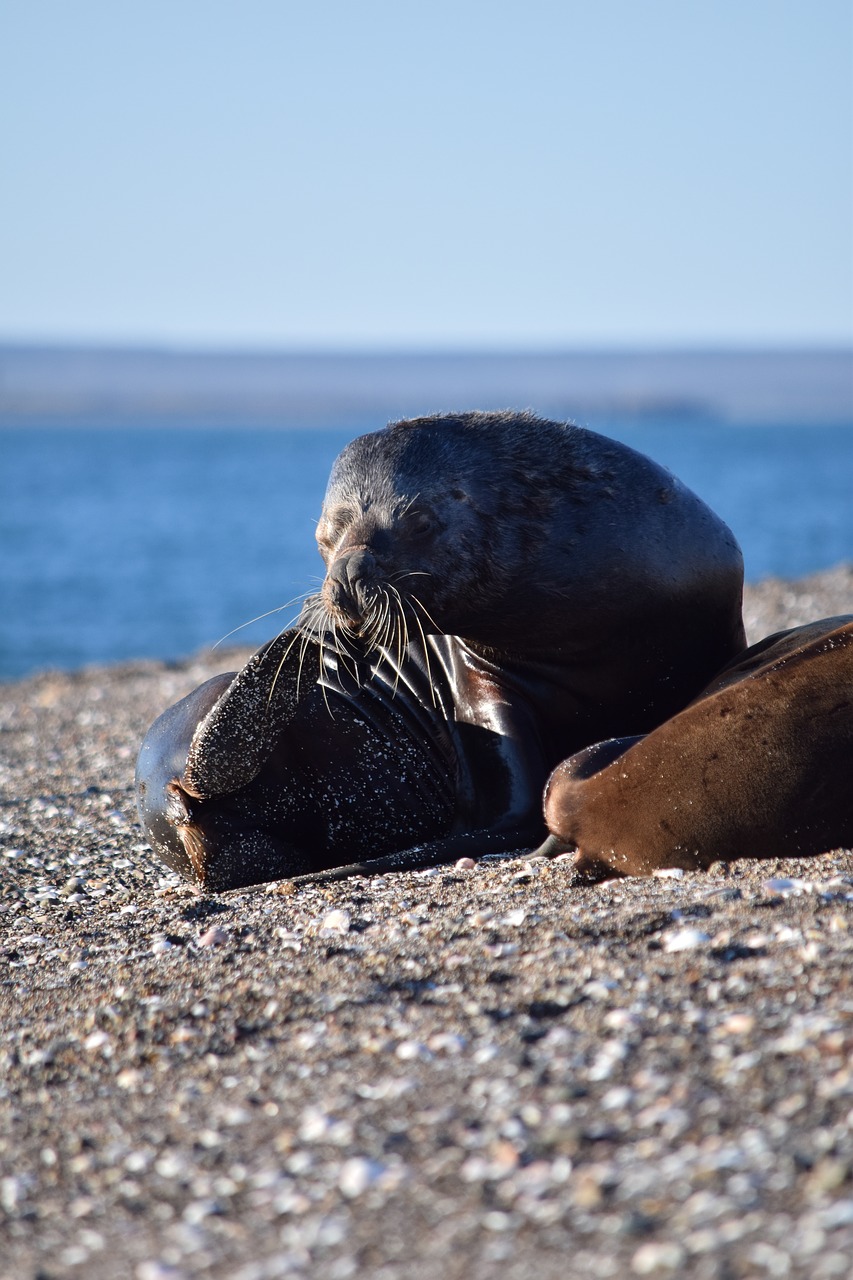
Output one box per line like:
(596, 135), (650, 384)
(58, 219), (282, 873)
(310, 411), (746, 768)
(537, 616), (853, 878)
(135, 626), (553, 891)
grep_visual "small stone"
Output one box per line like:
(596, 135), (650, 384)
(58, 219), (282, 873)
(631, 1241), (686, 1273)
(455, 857), (476, 870)
(319, 909), (351, 934)
(718, 1013), (755, 1036)
(268, 879), (296, 896)
(482, 1210), (515, 1231)
(183, 1198), (222, 1224)
(83, 1029), (111, 1052)
(136, 1264), (186, 1280)
(807, 1157), (849, 1194)
(663, 927), (711, 952)
(1, 1176), (25, 1213)
(816, 1199), (853, 1229)
(601, 1085), (634, 1110)
(198, 926), (229, 947)
(763, 877), (811, 896)
(427, 1032), (466, 1054)
(395, 1040), (430, 1061)
(154, 1152), (188, 1179)
(338, 1157), (385, 1198)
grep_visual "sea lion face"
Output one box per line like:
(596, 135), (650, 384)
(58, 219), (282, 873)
(316, 490), (451, 630)
(314, 424), (513, 642)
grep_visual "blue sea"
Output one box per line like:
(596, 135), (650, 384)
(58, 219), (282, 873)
(2, 418), (853, 681)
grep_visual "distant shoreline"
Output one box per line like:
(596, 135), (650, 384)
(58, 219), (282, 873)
(1, 345), (851, 425)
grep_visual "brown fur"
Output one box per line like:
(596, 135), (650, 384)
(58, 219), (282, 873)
(541, 617), (853, 876)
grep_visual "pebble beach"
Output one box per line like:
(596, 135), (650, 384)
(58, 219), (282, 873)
(2, 565), (853, 1280)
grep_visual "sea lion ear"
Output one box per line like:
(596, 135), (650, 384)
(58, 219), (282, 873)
(183, 629), (320, 798)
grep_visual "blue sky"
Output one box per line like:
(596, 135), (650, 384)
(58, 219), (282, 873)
(1, 1), (851, 348)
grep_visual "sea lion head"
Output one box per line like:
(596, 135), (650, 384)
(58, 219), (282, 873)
(314, 413), (538, 644)
(536, 736), (644, 879)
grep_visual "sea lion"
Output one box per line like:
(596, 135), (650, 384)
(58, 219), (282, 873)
(135, 626), (553, 891)
(310, 411), (746, 768)
(536, 616), (853, 877)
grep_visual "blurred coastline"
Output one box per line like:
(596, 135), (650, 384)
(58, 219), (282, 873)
(1, 344), (851, 427)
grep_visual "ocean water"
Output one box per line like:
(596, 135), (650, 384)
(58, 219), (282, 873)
(2, 418), (852, 680)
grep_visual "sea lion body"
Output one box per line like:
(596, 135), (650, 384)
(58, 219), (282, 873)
(136, 627), (551, 891)
(313, 412), (746, 766)
(539, 616), (853, 877)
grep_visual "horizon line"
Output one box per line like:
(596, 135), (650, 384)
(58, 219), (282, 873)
(1, 337), (851, 358)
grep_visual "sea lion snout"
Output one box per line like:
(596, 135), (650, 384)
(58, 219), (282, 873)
(323, 547), (379, 625)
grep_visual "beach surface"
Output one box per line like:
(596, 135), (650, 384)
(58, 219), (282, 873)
(2, 566), (853, 1280)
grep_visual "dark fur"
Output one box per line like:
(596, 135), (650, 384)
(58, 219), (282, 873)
(135, 627), (551, 891)
(313, 411), (747, 766)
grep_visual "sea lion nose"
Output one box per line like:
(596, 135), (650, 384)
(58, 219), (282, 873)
(341, 549), (376, 594)
(326, 549), (378, 623)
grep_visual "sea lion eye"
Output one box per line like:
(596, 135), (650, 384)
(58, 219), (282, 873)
(405, 510), (435, 539)
(317, 512), (352, 551)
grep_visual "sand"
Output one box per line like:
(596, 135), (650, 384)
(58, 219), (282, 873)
(2, 566), (853, 1280)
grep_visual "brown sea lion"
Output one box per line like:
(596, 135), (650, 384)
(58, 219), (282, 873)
(536, 616), (853, 877)
(310, 411), (746, 769)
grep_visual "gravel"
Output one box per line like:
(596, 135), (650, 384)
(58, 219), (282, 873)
(2, 567), (853, 1280)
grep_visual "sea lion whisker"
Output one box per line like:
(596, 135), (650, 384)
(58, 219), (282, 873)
(408, 603), (438, 708)
(372, 592), (393, 669)
(388, 583), (410, 670)
(213, 590), (314, 649)
(397, 590), (411, 657)
(296, 632), (312, 700)
(399, 492), (422, 517)
(375, 592), (394, 657)
(316, 630), (337, 720)
(386, 593), (405, 698)
(331, 617), (362, 687)
(266, 627), (306, 708)
(389, 570), (433, 583)
(410, 593), (443, 635)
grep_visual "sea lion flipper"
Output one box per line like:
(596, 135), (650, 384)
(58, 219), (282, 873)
(183, 629), (319, 798)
